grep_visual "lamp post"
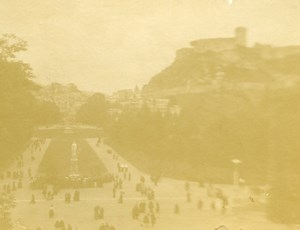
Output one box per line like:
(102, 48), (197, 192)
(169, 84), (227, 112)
(231, 159), (241, 186)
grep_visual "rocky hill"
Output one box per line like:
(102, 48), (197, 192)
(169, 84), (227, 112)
(143, 44), (300, 97)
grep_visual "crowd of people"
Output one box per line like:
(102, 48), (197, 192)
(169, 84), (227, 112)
(0, 138), (46, 230)
(132, 200), (159, 227)
(1, 154), (24, 195)
(1, 136), (234, 230)
(94, 205), (104, 220)
(99, 222), (116, 230)
(54, 219), (73, 230)
(0, 138), (46, 194)
(30, 173), (114, 190)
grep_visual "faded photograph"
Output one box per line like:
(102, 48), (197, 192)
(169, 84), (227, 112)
(1, 1), (300, 230)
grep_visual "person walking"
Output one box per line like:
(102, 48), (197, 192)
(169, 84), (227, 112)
(54, 220), (60, 230)
(148, 201), (154, 212)
(143, 215), (149, 227)
(211, 200), (216, 211)
(49, 205), (55, 218)
(60, 220), (66, 230)
(113, 187), (116, 198)
(94, 206), (100, 220)
(74, 190), (80, 201)
(65, 192), (68, 203)
(174, 203), (180, 214)
(185, 181), (190, 191)
(118, 193), (123, 204)
(197, 199), (203, 210)
(100, 207), (104, 219)
(30, 194), (36, 204)
(187, 192), (191, 202)
(156, 201), (160, 213)
(150, 213), (156, 226)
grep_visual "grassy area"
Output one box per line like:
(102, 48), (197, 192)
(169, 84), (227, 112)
(107, 141), (265, 185)
(107, 141), (234, 184)
(39, 138), (107, 178)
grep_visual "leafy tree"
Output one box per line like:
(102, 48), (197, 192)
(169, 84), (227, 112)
(106, 89), (270, 183)
(76, 93), (107, 127)
(0, 34), (27, 60)
(0, 34), (37, 168)
(266, 85), (300, 224)
(33, 100), (61, 125)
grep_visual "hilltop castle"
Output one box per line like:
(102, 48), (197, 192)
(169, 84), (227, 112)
(143, 27), (300, 97)
(190, 27), (247, 53)
(187, 27), (300, 59)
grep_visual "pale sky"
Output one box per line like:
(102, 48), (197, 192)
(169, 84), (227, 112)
(0, 0), (299, 94)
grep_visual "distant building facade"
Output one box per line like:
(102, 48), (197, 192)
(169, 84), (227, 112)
(107, 86), (181, 116)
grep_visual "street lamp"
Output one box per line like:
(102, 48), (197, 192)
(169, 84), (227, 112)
(231, 159), (242, 186)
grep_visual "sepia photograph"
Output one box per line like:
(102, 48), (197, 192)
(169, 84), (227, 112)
(0, 0), (300, 229)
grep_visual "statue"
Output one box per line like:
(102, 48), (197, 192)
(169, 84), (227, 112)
(69, 142), (79, 179)
(71, 142), (77, 159)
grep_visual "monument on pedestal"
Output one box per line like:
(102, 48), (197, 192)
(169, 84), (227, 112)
(69, 142), (80, 179)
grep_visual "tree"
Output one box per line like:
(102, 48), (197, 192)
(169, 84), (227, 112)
(33, 100), (61, 125)
(0, 34), (27, 60)
(76, 93), (107, 127)
(266, 85), (300, 224)
(0, 34), (37, 169)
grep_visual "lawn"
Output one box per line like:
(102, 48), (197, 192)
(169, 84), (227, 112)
(39, 137), (107, 178)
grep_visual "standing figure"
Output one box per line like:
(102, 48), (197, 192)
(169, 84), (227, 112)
(49, 205), (55, 218)
(74, 190), (80, 201)
(187, 192), (191, 202)
(197, 199), (203, 210)
(156, 201), (160, 213)
(150, 213), (156, 226)
(174, 203), (180, 214)
(118, 193), (123, 203)
(30, 194), (36, 204)
(94, 206), (100, 219)
(113, 187), (116, 198)
(143, 215), (149, 227)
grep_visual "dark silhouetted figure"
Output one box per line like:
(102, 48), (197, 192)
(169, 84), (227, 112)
(31, 194), (36, 204)
(174, 203), (180, 214)
(197, 199), (203, 210)
(143, 215), (149, 226)
(187, 192), (191, 202)
(49, 205), (55, 218)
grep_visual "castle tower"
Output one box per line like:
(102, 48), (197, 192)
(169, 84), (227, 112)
(235, 27), (247, 47)
(69, 142), (79, 178)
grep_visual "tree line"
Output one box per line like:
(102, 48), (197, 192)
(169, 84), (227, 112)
(76, 85), (300, 224)
(0, 34), (61, 170)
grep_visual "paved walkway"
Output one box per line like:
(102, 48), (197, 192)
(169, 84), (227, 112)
(2, 136), (295, 230)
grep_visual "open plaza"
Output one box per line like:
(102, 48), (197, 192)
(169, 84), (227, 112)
(0, 127), (295, 230)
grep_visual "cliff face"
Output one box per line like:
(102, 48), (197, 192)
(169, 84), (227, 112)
(143, 45), (300, 96)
